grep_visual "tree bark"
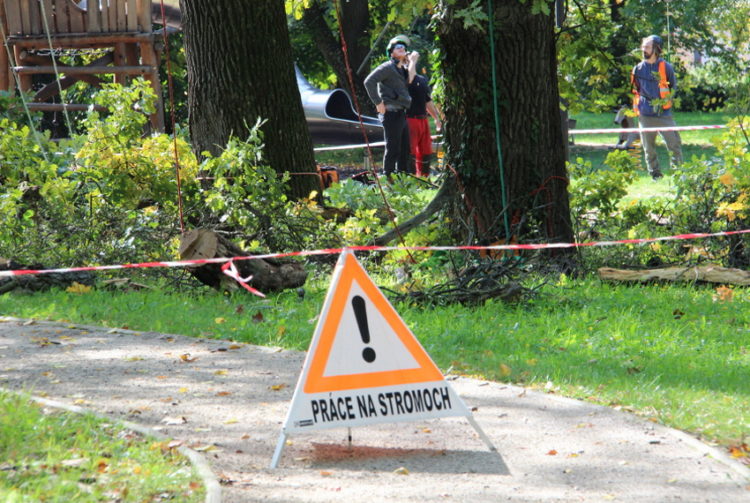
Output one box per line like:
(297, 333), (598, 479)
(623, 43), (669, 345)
(0, 259), (95, 293)
(436, 0), (573, 256)
(181, 0), (319, 200)
(300, 0), (373, 115)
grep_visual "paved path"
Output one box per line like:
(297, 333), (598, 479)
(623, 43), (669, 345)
(1, 316), (748, 502)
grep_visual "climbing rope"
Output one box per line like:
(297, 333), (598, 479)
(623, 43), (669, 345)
(332, 1), (415, 262)
(158, 0), (186, 234)
(486, 0), (512, 241)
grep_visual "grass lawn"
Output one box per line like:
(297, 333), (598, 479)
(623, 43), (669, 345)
(0, 391), (204, 502)
(569, 110), (735, 200)
(569, 111), (733, 146)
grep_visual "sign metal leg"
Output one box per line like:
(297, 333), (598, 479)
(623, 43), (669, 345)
(269, 432), (287, 469)
(466, 415), (497, 452)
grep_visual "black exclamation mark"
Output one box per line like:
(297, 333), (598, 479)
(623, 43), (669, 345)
(352, 295), (376, 363)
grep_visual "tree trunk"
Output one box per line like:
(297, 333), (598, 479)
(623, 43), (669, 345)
(0, 259), (95, 294)
(436, 0), (573, 255)
(300, 0), (373, 115)
(181, 0), (319, 200)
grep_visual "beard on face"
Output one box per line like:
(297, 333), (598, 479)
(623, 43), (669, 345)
(642, 50), (652, 59)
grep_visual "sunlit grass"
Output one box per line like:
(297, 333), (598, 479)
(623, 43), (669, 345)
(0, 391), (204, 502)
(570, 111), (733, 146)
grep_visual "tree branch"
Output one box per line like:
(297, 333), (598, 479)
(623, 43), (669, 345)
(372, 176), (456, 246)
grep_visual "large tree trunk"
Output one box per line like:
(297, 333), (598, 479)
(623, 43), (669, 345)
(436, 0), (573, 254)
(181, 0), (319, 200)
(300, 0), (373, 115)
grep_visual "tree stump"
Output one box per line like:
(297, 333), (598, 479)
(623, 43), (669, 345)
(178, 229), (308, 293)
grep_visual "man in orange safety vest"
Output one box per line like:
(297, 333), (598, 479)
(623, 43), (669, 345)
(630, 35), (683, 180)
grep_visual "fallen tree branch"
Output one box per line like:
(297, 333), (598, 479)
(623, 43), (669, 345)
(0, 259), (95, 293)
(179, 229), (307, 293)
(598, 265), (750, 286)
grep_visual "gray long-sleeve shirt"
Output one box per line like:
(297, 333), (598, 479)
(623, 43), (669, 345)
(364, 59), (412, 111)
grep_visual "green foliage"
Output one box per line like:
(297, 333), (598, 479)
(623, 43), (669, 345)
(519, 0), (551, 16)
(158, 32), (189, 129)
(200, 121), (339, 252)
(569, 149), (639, 218)
(285, 0), (313, 20)
(0, 80), (198, 268)
(556, 0), (750, 114)
(569, 116), (750, 269)
(679, 64), (729, 112)
(452, 0), (487, 31)
(76, 80), (198, 209)
(324, 176), (441, 247)
(0, 91), (42, 128)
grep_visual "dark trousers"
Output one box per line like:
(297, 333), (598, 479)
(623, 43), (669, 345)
(381, 110), (412, 176)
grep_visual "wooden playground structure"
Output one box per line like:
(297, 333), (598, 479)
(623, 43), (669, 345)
(0, 0), (164, 130)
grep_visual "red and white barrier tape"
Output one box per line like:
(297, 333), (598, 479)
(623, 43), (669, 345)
(2, 229), (750, 297)
(220, 261), (265, 298)
(569, 124), (726, 135)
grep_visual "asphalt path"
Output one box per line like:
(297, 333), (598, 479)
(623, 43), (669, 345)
(1, 316), (748, 502)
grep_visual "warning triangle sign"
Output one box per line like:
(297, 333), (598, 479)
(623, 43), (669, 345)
(271, 250), (496, 468)
(303, 250), (443, 393)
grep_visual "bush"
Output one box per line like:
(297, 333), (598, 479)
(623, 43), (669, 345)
(0, 80), (198, 268)
(570, 117), (750, 270)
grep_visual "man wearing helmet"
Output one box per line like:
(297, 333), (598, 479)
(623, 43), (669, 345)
(631, 35), (683, 180)
(364, 35), (414, 180)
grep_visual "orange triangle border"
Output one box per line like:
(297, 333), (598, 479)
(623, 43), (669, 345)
(303, 252), (444, 393)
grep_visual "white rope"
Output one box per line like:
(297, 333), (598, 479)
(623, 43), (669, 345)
(37, 0), (75, 134)
(0, 20), (50, 162)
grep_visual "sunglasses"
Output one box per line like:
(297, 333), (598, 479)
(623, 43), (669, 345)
(394, 43), (407, 50)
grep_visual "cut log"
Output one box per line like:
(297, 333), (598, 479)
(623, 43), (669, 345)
(598, 265), (750, 286)
(179, 229), (308, 293)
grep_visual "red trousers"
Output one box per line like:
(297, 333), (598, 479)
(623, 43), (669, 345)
(407, 117), (432, 177)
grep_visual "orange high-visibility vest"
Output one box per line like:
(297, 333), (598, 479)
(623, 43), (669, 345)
(631, 60), (672, 116)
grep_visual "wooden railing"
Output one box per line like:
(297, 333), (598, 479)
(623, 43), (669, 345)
(3, 0), (152, 37)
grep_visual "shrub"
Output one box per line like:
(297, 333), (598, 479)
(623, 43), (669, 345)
(0, 80), (198, 268)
